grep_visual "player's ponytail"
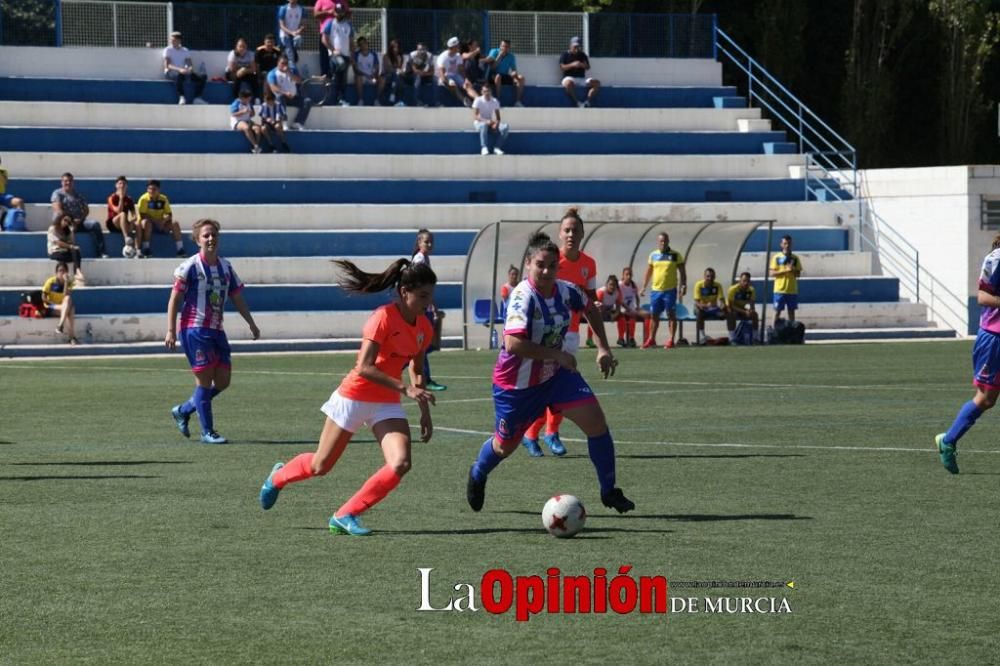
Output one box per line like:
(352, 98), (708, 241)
(335, 258), (437, 295)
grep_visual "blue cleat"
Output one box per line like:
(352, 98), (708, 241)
(936, 433), (959, 474)
(329, 513), (372, 536)
(171, 404), (191, 438)
(544, 433), (567, 456)
(200, 430), (228, 445)
(259, 462), (284, 510)
(522, 437), (544, 457)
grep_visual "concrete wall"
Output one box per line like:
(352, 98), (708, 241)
(0, 46), (722, 87)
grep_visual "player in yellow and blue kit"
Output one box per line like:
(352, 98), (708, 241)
(727, 271), (758, 341)
(769, 234), (802, 326)
(936, 234), (1000, 474)
(640, 232), (686, 348)
(693, 267), (728, 344)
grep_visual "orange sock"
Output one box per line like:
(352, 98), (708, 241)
(337, 464), (402, 516)
(271, 452), (315, 489)
(546, 410), (563, 436)
(617, 318), (626, 339)
(525, 414), (545, 440)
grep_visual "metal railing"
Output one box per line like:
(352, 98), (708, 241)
(2, 1), (718, 58)
(857, 196), (969, 336)
(715, 28), (857, 204)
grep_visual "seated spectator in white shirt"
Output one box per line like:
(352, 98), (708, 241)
(472, 83), (509, 156)
(230, 89), (264, 153)
(267, 54), (312, 129)
(226, 37), (259, 102)
(321, 2), (354, 106)
(407, 41), (436, 107)
(353, 36), (381, 106)
(163, 31), (207, 105)
(437, 36), (474, 107)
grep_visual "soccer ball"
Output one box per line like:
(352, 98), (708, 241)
(122, 238), (137, 258)
(542, 494), (586, 538)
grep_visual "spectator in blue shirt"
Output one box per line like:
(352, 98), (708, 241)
(483, 39), (525, 107)
(260, 90), (291, 152)
(230, 89), (264, 153)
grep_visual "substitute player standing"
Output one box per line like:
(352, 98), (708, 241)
(640, 232), (687, 348)
(521, 207), (597, 457)
(936, 234), (1000, 474)
(466, 232), (634, 515)
(166, 219), (260, 444)
(258, 258), (437, 536)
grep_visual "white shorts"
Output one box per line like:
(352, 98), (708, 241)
(320, 390), (406, 433)
(562, 76), (594, 87)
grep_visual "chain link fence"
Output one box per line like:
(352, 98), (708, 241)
(2, 1), (716, 59)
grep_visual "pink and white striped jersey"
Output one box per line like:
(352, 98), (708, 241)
(619, 280), (639, 310)
(493, 279), (587, 390)
(173, 254), (244, 331)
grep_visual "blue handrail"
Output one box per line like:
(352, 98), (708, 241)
(715, 27), (857, 204)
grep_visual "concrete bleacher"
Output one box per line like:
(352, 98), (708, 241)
(0, 43), (950, 354)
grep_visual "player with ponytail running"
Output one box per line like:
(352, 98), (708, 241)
(258, 258), (437, 535)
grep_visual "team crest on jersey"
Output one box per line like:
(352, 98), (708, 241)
(195, 349), (207, 364)
(581, 267), (590, 278)
(417, 332), (425, 348)
(497, 418), (510, 437)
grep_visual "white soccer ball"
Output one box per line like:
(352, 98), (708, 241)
(542, 494), (586, 538)
(122, 239), (137, 258)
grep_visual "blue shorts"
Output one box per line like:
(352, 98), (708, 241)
(1, 193), (15, 207)
(773, 293), (798, 311)
(180, 328), (232, 372)
(650, 289), (677, 317)
(493, 368), (597, 446)
(973, 328), (1000, 390)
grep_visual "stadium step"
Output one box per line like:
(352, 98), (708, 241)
(737, 251), (872, 277)
(5, 152), (805, 182)
(0, 127), (792, 156)
(803, 327), (957, 341)
(0, 101), (766, 132)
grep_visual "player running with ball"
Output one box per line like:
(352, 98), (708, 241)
(466, 232), (635, 515)
(258, 258), (437, 535)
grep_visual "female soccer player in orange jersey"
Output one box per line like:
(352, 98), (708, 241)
(258, 258), (437, 535)
(521, 207), (598, 457)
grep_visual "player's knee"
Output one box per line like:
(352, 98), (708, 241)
(979, 392), (998, 409)
(391, 459), (411, 476)
(214, 376), (231, 391)
(312, 456), (335, 476)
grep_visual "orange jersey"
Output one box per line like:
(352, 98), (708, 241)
(337, 303), (434, 403)
(559, 251), (597, 332)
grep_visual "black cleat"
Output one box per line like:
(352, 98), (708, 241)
(601, 488), (635, 514)
(466, 466), (486, 512)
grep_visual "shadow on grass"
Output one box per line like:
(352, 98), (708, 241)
(240, 438), (378, 445)
(6, 460), (191, 466)
(502, 510), (812, 522)
(0, 475), (161, 481)
(295, 526), (659, 537)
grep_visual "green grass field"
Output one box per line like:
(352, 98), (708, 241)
(2, 341), (999, 664)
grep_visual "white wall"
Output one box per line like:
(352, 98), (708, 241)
(0, 45), (722, 87)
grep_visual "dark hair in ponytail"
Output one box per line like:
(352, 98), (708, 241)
(334, 258), (437, 295)
(560, 206), (583, 234)
(526, 231), (560, 258)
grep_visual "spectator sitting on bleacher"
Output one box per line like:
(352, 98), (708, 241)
(380, 39), (408, 107)
(727, 271), (759, 341)
(769, 234), (803, 326)
(407, 42), (436, 107)
(560, 36), (600, 108)
(226, 37), (259, 103)
(472, 83), (509, 156)
(106, 176), (138, 257)
(321, 2), (354, 106)
(231, 89), (265, 154)
(42, 262), (78, 345)
(256, 34), (283, 98)
(137, 179), (184, 258)
(0, 155), (26, 232)
(51, 172), (108, 259)
(692, 267), (729, 345)
(462, 39), (486, 96)
(353, 36), (381, 106)
(268, 54), (312, 130)
(437, 36), (474, 107)
(47, 215), (85, 286)
(163, 31), (207, 106)
(278, 0), (305, 64)
(260, 90), (291, 152)
(639, 232), (686, 349)
(483, 39), (525, 108)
